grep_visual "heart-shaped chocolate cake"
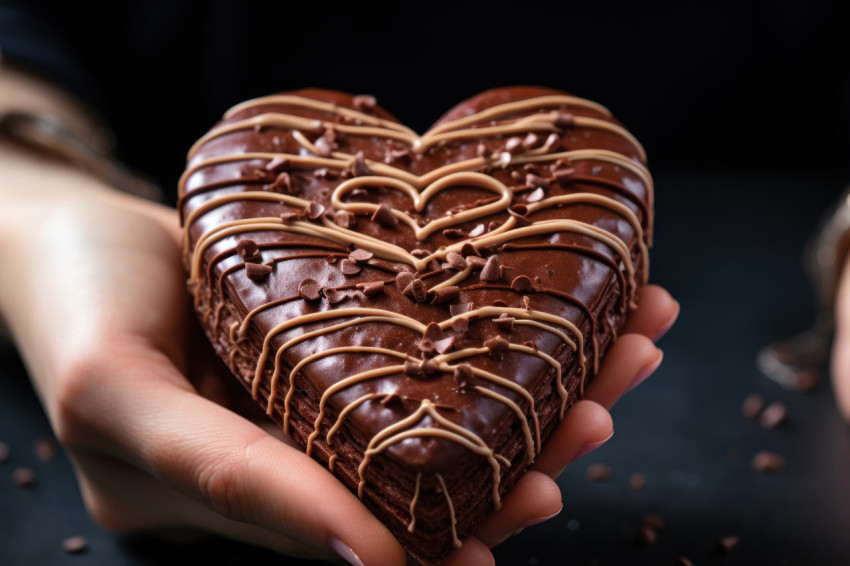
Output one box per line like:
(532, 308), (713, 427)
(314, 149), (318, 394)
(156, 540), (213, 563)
(179, 86), (652, 562)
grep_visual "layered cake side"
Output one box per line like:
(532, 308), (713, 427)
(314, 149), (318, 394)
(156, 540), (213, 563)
(178, 86), (652, 562)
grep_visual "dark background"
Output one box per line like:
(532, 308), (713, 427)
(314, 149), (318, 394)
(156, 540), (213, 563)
(2, 1), (850, 565)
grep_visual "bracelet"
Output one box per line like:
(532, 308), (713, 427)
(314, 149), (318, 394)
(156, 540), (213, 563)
(0, 110), (161, 201)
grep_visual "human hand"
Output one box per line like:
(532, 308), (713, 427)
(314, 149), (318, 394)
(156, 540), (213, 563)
(831, 258), (850, 420)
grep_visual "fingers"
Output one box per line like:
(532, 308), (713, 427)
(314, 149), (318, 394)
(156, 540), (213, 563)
(584, 333), (662, 409)
(620, 284), (680, 341)
(64, 344), (406, 566)
(532, 400), (613, 478)
(832, 263), (850, 421)
(434, 536), (495, 566)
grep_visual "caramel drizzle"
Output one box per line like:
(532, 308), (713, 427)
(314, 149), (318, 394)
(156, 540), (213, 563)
(436, 473), (462, 549)
(183, 94), (652, 539)
(408, 472), (422, 533)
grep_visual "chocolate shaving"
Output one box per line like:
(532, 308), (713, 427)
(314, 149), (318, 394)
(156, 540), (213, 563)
(522, 295), (532, 309)
(504, 137), (524, 155)
(468, 224), (485, 237)
(340, 258), (362, 275)
(418, 338), (435, 355)
(522, 132), (541, 149)
(487, 220), (501, 232)
(396, 272), (415, 291)
(332, 210), (355, 228)
(404, 278), (428, 303)
(507, 206), (533, 227)
(461, 243), (480, 257)
(446, 252), (467, 270)
(246, 262), (272, 281)
(554, 112), (575, 128)
(526, 187), (545, 203)
(280, 210), (305, 222)
(430, 286), (459, 305)
(306, 201), (325, 220)
(298, 278), (322, 301)
(511, 275), (534, 292)
(272, 171), (297, 194)
(480, 256), (503, 282)
(324, 254), (338, 264)
(389, 146), (411, 160)
(453, 364), (472, 389)
(450, 303), (473, 316)
(371, 203), (398, 227)
(451, 317), (470, 333)
(349, 248), (374, 262)
(442, 228), (466, 239)
(635, 525), (657, 547)
(410, 248), (430, 258)
(543, 132), (560, 152)
(424, 322), (444, 342)
(404, 361), (423, 378)
(476, 143), (488, 157)
(495, 313), (515, 331)
(349, 151), (372, 177)
(265, 156), (290, 173)
(324, 287), (347, 304)
(525, 173), (551, 190)
(552, 166), (576, 182)
(484, 335), (509, 355)
(236, 239), (261, 262)
(434, 337), (455, 354)
(352, 94), (377, 112)
(314, 135), (333, 157)
(356, 280), (385, 297)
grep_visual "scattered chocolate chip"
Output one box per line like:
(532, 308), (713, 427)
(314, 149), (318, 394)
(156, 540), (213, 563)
(452, 317), (470, 333)
(741, 393), (765, 420)
(715, 535), (740, 554)
(453, 364), (472, 389)
(430, 286), (459, 305)
(461, 243), (480, 257)
(333, 210), (356, 229)
(504, 137), (524, 155)
(442, 228), (466, 239)
(404, 278), (428, 303)
(525, 173), (551, 190)
(236, 239), (262, 262)
(0, 441), (8, 463)
(424, 322), (444, 342)
(554, 112), (575, 128)
(434, 337), (455, 354)
(272, 171), (297, 193)
(396, 272), (415, 291)
(629, 473), (646, 491)
(752, 450), (786, 474)
(446, 252), (467, 270)
(305, 201), (325, 220)
(635, 524), (657, 546)
(404, 361), (423, 378)
(245, 262), (272, 282)
(371, 203), (398, 227)
(340, 258), (362, 276)
(324, 287), (347, 304)
(349, 248), (374, 262)
(62, 536), (87, 554)
(450, 303), (473, 316)
(484, 335), (510, 355)
(13, 467), (35, 488)
(349, 151), (372, 177)
(356, 281), (385, 297)
(495, 313), (515, 331)
(760, 402), (788, 429)
(34, 437), (57, 462)
(418, 338), (435, 355)
(511, 275), (534, 292)
(585, 463), (612, 482)
(480, 256), (503, 282)
(522, 132), (541, 149)
(525, 187), (546, 203)
(298, 278), (322, 301)
(264, 156), (290, 173)
(352, 94), (377, 112)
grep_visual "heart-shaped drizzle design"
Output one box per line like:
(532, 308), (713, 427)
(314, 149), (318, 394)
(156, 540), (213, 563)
(180, 87), (652, 561)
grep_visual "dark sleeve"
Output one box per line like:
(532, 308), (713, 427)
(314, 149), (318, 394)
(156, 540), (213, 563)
(0, 1), (103, 112)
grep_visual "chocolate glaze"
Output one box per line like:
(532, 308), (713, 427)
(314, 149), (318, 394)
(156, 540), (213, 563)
(180, 86), (651, 562)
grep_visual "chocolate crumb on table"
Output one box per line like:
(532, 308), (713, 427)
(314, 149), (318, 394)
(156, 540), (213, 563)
(759, 401), (788, 429)
(34, 436), (58, 462)
(0, 441), (9, 463)
(61, 535), (87, 554)
(752, 450), (786, 474)
(714, 535), (740, 554)
(12, 466), (35, 488)
(585, 463), (612, 482)
(628, 472), (645, 491)
(674, 558), (694, 566)
(741, 393), (765, 420)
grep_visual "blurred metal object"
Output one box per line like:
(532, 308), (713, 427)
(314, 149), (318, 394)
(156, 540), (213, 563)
(757, 187), (850, 391)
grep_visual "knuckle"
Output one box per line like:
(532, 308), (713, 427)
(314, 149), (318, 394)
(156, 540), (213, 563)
(52, 354), (108, 447)
(194, 442), (256, 523)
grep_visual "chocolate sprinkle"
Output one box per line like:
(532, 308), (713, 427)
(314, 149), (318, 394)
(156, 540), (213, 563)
(752, 450), (786, 473)
(554, 112), (575, 128)
(314, 135), (333, 157)
(371, 203), (398, 227)
(466, 256), (487, 270)
(340, 259), (362, 275)
(552, 166), (576, 181)
(511, 275), (534, 292)
(280, 210), (305, 222)
(236, 239), (261, 262)
(62, 536), (87, 555)
(357, 281), (385, 297)
(298, 278), (322, 301)
(349, 248), (374, 262)
(430, 286), (460, 305)
(522, 132), (541, 149)
(246, 262), (272, 281)
(480, 256), (503, 282)
(333, 210), (356, 228)
(543, 133), (560, 152)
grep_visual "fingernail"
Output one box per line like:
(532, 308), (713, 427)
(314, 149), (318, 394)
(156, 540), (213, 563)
(519, 504), (563, 528)
(653, 302), (680, 342)
(626, 349), (663, 393)
(329, 536), (364, 566)
(574, 430), (614, 460)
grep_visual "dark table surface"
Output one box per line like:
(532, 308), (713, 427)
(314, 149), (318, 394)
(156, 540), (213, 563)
(3, 168), (850, 566)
